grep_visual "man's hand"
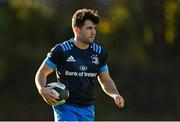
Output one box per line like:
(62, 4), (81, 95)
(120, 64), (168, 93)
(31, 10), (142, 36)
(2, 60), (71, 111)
(38, 87), (59, 105)
(113, 95), (124, 108)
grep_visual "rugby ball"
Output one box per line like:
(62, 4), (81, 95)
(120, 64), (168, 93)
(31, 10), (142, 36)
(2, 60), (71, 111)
(47, 82), (69, 105)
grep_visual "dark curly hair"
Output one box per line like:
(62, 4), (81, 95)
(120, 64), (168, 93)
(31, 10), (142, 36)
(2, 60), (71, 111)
(72, 8), (100, 28)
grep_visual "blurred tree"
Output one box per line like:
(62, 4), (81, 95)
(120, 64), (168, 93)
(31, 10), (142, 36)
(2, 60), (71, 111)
(0, 0), (180, 120)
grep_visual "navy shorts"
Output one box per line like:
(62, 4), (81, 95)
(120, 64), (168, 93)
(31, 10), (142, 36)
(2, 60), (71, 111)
(52, 104), (95, 121)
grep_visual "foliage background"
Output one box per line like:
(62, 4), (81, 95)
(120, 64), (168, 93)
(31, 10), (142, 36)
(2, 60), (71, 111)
(0, 0), (180, 120)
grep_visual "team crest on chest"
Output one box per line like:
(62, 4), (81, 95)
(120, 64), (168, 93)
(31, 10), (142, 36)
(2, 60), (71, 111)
(91, 55), (99, 65)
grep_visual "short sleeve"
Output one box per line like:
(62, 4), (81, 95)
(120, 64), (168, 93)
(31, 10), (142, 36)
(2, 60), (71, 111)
(98, 48), (109, 73)
(44, 44), (63, 69)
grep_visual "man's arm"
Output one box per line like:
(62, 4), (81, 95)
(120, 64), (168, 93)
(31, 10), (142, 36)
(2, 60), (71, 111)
(98, 71), (124, 108)
(35, 62), (59, 105)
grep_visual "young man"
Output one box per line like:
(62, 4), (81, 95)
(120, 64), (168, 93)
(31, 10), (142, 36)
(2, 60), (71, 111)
(35, 8), (124, 121)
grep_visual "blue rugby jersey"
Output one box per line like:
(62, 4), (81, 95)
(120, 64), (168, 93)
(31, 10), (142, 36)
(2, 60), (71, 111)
(44, 38), (108, 106)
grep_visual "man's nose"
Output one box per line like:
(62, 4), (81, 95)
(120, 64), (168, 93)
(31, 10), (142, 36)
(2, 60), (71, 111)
(92, 29), (96, 35)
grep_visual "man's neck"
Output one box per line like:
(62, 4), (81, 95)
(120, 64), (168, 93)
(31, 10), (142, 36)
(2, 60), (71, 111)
(74, 37), (89, 49)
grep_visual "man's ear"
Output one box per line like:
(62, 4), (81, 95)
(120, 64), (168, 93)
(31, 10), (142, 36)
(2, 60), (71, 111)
(74, 27), (81, 35)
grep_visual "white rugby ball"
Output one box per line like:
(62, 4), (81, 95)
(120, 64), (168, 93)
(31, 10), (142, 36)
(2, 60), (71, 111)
(47, 82), (69, 105)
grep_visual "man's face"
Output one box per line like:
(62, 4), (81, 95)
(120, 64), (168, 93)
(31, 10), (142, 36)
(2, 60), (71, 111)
(79, 20), (96, 44)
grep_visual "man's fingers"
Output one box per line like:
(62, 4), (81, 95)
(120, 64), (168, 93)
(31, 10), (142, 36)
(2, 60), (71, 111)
(117, 99), (124, 108)
(40, 87), (60, 105)
(114, 95), (124, 108)
(46, 86), (60, 99)
(42, 95), (59, 105)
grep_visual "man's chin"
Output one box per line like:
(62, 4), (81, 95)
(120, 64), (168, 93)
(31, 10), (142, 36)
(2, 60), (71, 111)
(89, 38), (95, 43)
(88, 40), (94, 44)
(83, 39), (93, 44)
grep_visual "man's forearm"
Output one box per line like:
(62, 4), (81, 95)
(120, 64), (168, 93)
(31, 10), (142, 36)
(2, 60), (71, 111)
(35, 71), (47, 91)
(100, 78), (120, 98)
